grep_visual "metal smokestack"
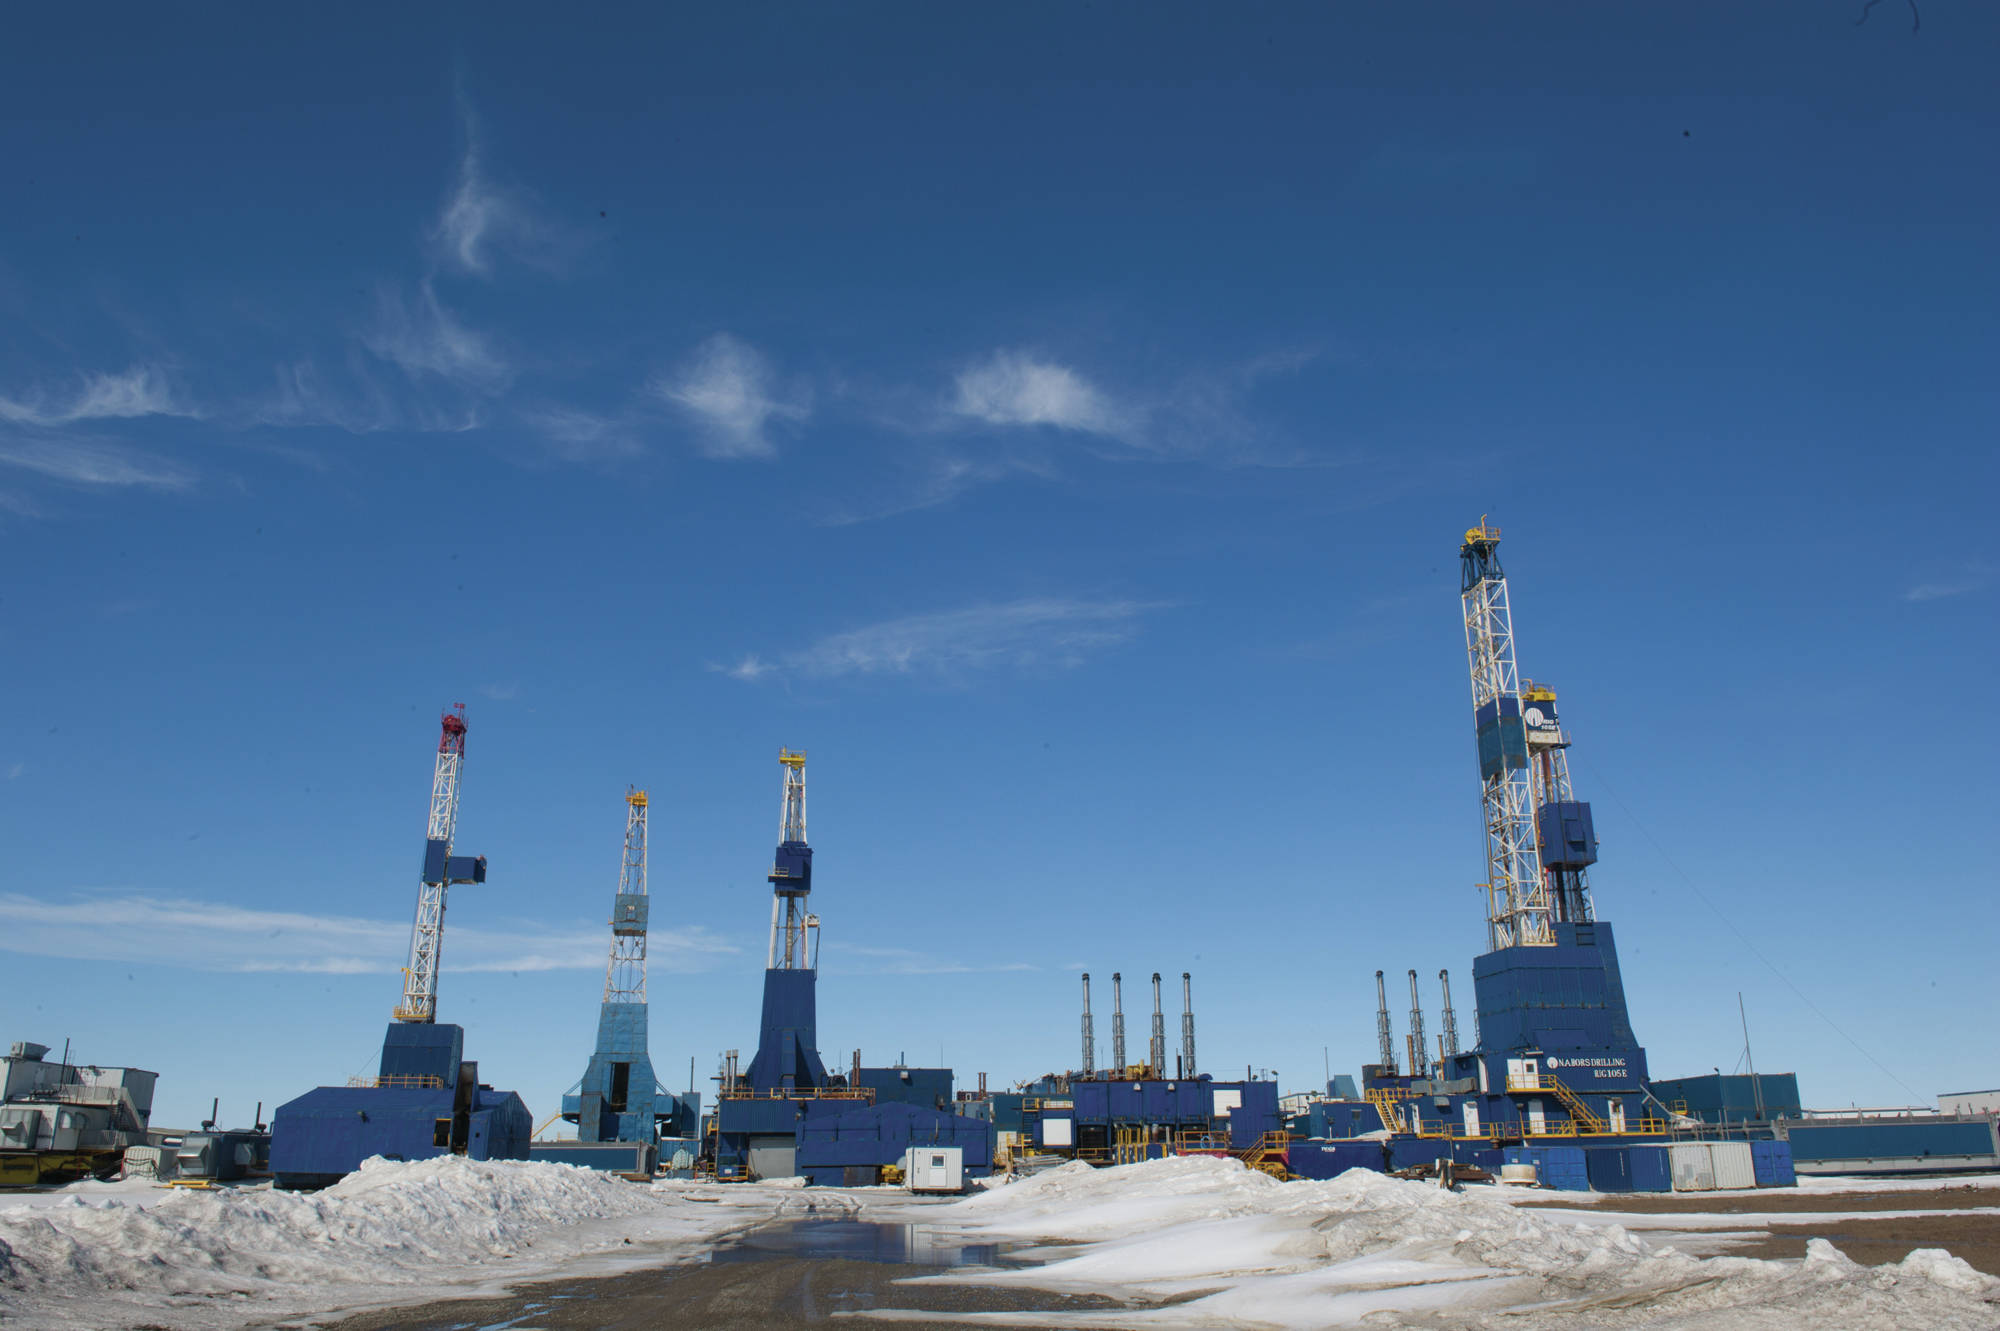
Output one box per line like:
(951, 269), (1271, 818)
(1374, 970), (1397, 1074)
(1439, 969), (1461, 1056)
(1081, 972), (1096, 1079)
(1149, 972), (1166, 1078)
(1407, 969), (1428, 1077)
(1180, 972), (1196, 1079)
(1111, 973), (1126, 1075)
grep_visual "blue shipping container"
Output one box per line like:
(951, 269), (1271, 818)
(1752, 1139), (1796, 1187)
(1586, 1147), (1633, 1193)
(1629, 1145), (1672, 1192)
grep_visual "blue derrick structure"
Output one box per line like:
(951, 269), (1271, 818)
(272, 707), (528, 1189)
(1305, 526), (1802, 1191)
(713, 751), (997, 1184)
(715, 751), (832, 1180)
(548, 790), (701, 1168)
(746, 768), (828, 1094)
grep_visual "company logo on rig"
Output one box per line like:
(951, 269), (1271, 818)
(1545, 1055), (1629, 1079)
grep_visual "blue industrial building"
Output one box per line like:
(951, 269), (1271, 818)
(271, 708), (529, 1189)
(272, 1023), (530, 1189)
(1650, 1073), (1803, 1125)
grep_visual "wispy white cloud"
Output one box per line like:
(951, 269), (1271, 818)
(5, 763), (23, 781)
(719, 596), (1163, 683)
(1903, 564), (1992, 602)
(0, 892), (739, 975)
(437, 144), (509, 275)
(515, 404), (642, 461)
(0, 365), (194, 427)
(837, 944), (1037, 976)
(364, 282), (511, 395)
(477, 681), (520, 701)
(652, 333), (807, 459)
(821, 452), (1059, 527)
(0, 438), (194, 490)
(432, 100), (570, 278)
(952, 351), (1134, 439)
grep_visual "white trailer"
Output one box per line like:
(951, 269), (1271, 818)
(903, 1145), (965, 1194)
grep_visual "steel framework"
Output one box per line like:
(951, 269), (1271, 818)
(396, 706), (470, 1023)
(1460, 520), (1554, 949)
(1522, 682), (1597, 924)
(603, 789), (649, 1003)
(767, 750), (817, 970)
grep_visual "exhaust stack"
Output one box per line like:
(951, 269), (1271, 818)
(1149, 972), (1166, 1078)
(1111, 973), (1126, 1075)
(1081, 973), (1096, 1078)
(1180, 972), (1197, 1079)
(1439, 969), (1461, 1056)
(1407, 970), (1428, 1077)
(1374, 971), (1398, 1074)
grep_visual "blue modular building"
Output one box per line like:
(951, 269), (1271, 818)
(857, 1066), (955, 1111)
(270, 1023), (530, 1190)
(1649, 1074), (1803, 1125)
(1783, 1116), (2000, 1177)
(795, 1101), (994, 1186)
(1008, 1074), (1282, 1160)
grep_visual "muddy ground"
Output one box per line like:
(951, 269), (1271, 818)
(304, 1256), (1120, 1331)
(1520, 1184), (2000, 1275)
(306, 1184), (2000, 1329)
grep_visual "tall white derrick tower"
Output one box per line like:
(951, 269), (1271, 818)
(604, 789), (649, 1003)
(1460, 521), (1554, 950)
(396, 705), (486, 1022)
(767, 749), (817, 970)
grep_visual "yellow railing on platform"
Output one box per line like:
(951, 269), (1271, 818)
(1504, 1075), (1606, 1134)
(717, 1086), (873, 1101)
(346, 1074), (447, 1089)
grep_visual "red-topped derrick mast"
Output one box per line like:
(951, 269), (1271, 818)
(395, 704), (488, 1024)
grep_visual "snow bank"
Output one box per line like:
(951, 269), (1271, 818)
(870, 1156), (2000, 1329)
(0, 1156), (805, 1331)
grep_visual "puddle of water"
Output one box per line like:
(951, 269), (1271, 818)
(711, 1218), (1008, 1268)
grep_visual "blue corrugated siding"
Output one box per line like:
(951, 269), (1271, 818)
(1629, 1145), (1672, 1191)
(1751, 1140), (1796, 1186)
(1287, 1141), (1385, 1179)
(1788, 1120), (1998, 1163)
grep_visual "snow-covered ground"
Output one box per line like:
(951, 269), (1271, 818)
(0, 1157), (841, 1330)
(861, 1157), (2000, 1329)
(0, 1156), (1994, 1330)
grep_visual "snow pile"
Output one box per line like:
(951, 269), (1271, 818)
(879, 1157), (2000, 1329)
(0, 1156), (787, 1331)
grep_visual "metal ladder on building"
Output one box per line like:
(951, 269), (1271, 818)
(1510, 1074), (1605, 1135)
(1366, 1087), (1414, 1134)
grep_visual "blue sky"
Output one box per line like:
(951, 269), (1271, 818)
(2, 3), (1993, 1130)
